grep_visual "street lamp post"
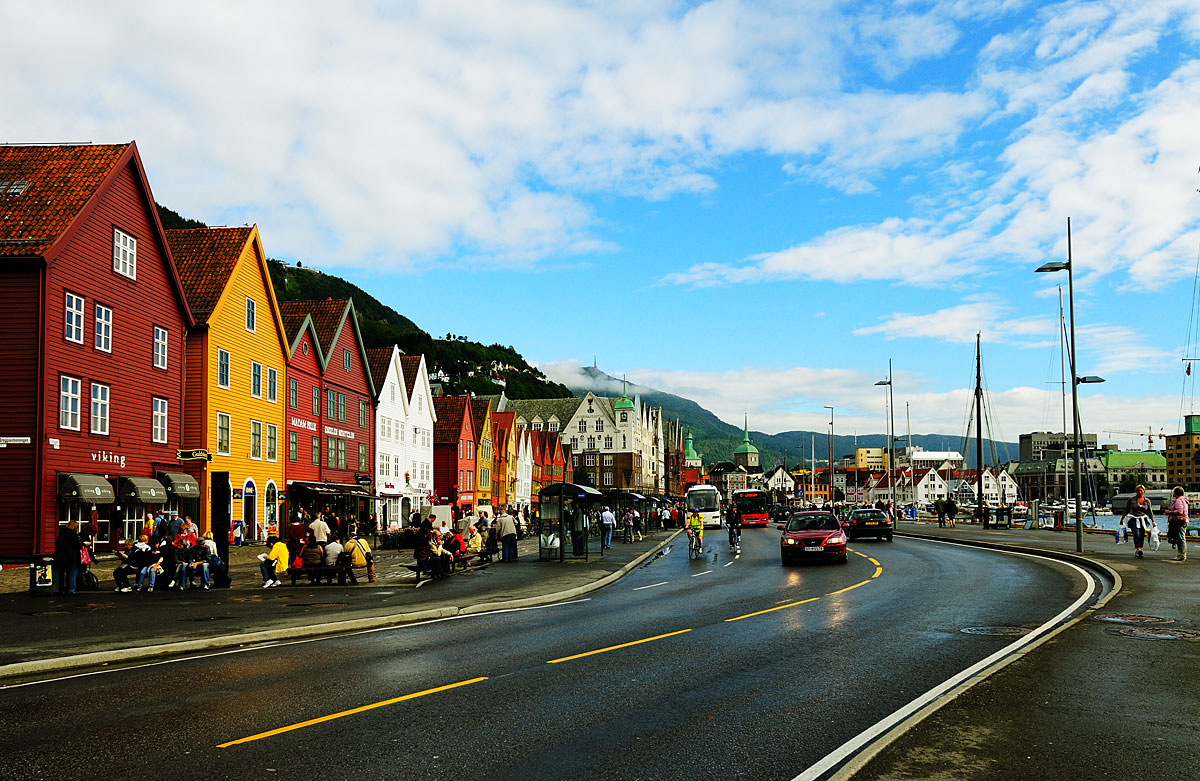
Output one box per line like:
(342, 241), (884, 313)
(825, 405), (835, 504)
(875, 361), (895, 509)
(1036, 218), (1106, 553)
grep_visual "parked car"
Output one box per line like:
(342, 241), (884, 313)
(844, 508), (894, 541)
(779, 511), (847, 564)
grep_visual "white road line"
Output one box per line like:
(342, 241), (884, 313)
(633, 582), (669, 591)
(691, 570), (712, 577)
(723, 562), (733, 568)
(793, 542), (1099, 781)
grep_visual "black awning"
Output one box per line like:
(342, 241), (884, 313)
(59, 473), (115, 504)
(157, 471), (200, 499)
(120, 477), (169, 504)
(539, 482), (604, 499)
(289, 481), (377, 498)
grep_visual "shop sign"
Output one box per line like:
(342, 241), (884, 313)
(91, 449), (126, 468)
(323, 425), (356, 440)
(290, 416), (317, 432)
(176, 448), (212, 461)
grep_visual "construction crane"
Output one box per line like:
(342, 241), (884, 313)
(1103, 427), (1166, 451)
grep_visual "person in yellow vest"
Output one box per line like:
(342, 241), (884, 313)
(344, 526), (375, 583)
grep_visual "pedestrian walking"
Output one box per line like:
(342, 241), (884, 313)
(600, 506), (616, 549)
(633, 508), (643, 542)
(1121, 484), (1154, 559)
(1166, 485), (1189, 562)
(622, 508), (634, 543)
(946, 498), (958, 528)
(53, 519), (82, 595)
(496, 507), (519, 562)
(935, 499), (946, 527)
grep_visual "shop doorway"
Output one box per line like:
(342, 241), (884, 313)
(211, 472), (231, 564)
(243, 479), (258, 541)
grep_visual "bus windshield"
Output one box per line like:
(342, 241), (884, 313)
(733, 492), (769, 514)
(689, 490), (720, 512)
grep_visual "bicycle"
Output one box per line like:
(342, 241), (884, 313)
(688, 529), (704, 560)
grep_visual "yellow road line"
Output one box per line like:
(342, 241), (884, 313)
(216, 677), (488, 748)
(829, 579), (872, 595)
(873, 566), (883, 578)
(547, 629), (692, 664)
(725, 597), (820, 623)
(868, 557), (880, 566)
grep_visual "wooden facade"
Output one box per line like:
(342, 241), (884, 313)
(0, 143), (193, 557)
(432, 396), (476, 513)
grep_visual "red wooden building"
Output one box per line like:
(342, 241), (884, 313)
(0, 143), (194, 560)
(278, 298), (376, 526)
(432, 395), (476, 515)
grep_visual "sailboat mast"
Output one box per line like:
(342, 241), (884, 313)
(1059, 287), (1068, 502)
(975, 333), (984, 514)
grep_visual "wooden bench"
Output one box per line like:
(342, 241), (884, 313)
(287, 564), (356, 586)
(404, 552), (481, 582)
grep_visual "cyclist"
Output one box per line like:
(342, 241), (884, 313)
(686, 507), (704, 555)
(726, 501), (742, 553)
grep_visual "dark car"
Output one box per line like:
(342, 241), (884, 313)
(779, 511), (847, 564)
(845, 508), (894, 541)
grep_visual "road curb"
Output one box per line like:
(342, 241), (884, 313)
(825, 531), (1121, 781)
(0, 530), (685, 683)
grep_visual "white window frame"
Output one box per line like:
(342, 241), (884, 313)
(267, 367), (277, 402)
(343, 349), (351, 371)
(216, 412), (231, 456)
(94, 304), (112, 352)
(250, 361), (263, 398)
(153, 326), (168, 369)
(90, 382), (109, 435)
(152, 397), (168, 443)
(251, 420), (263, 460)
(245, 297), (256, 332)
(266, 423), (278, 462)
(217, 349), (231, 389)
(64, 292), (84, 344)
(113, 228), (136, 279)
(60, 376), (81, 430)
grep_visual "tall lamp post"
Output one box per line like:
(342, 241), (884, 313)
(1036, 218), (1105, 553)
(875, 360), (895, 508)
(825, 405), (835, 504)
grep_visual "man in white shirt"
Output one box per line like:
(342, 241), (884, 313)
(600, 506), (616, 550)
(308, 513), (331, 544)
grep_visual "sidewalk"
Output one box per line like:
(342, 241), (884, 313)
(846, 519), (1200, 780)
(0, 528), (682, 679)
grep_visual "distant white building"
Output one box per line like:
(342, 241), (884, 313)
(763, 465), (796, 495)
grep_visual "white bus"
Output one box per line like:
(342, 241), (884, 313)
(685, 484), (723, 529)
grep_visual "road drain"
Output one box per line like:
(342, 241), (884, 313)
(1093, 614), (1175, 625)
(960, 626), (1032, 637)
(1118, 627), (1200, 641)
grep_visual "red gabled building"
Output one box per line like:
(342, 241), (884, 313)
(0, 143), (194, 559)
(432, 395), (476, 515)
(278, 298), (376, 528)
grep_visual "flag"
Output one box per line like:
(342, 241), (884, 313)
(1188, 362), (1192, 376)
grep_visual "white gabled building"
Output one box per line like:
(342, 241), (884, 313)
(402, 355), (436, 522)
(763, 465), (796, 495)
(514, 427), (533, 509)
(367, 346), (410, 529)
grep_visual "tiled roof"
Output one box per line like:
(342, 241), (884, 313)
(364, 347), (394, 397)
(276, 301), (312, 345)
(304, 298), (351, 355)
(0, 143), (129, 258)
(399, 356), (423, 401)
(433, 396), (469, 444)
(165, 227), (253, 323)
(504, 397), (584, 426)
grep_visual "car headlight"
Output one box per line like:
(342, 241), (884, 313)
(784, 538), (797, 545)
(826, 535), (845, 545)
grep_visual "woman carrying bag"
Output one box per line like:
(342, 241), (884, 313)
(1166, 486), (1189, 562)
(1121, 485), (1154, 559)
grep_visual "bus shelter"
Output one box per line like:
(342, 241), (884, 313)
(538, 483), (604, 561)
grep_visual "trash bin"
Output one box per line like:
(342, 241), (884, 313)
(29, 556), (55, 595)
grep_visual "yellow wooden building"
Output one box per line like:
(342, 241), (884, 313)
(168, 226), (288, 542)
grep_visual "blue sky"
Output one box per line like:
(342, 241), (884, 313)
(5, 0), (1200, 446)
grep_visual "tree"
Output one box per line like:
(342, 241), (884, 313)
(1118, 470), (1148, 494)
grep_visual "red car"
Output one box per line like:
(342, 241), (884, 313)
(779, 511), (848, 564)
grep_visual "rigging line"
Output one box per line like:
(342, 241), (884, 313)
(1182, 235), (1200, 421)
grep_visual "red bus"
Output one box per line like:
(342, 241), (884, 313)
(730, 489), (771, 526)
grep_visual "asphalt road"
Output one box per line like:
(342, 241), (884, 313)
(0, 531), (1092, 780)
